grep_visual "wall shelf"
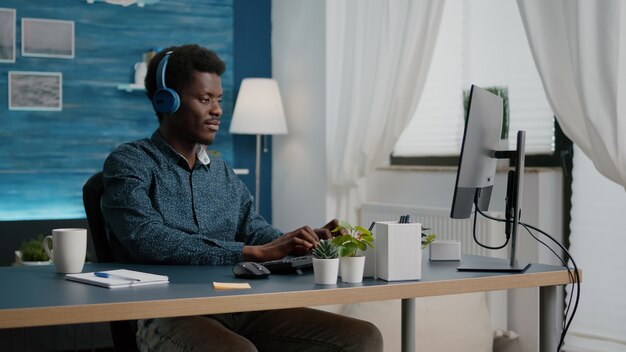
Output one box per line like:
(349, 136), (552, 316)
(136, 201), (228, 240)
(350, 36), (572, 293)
(85, 0), (159, 7)
(233, 169), (249, 175)
(117, 83), (145, 92)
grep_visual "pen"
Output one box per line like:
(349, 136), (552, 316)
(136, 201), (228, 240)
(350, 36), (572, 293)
(94, 272), (141, 282)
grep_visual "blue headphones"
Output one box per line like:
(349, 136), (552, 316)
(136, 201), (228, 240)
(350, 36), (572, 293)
(152, 51), (180, 114)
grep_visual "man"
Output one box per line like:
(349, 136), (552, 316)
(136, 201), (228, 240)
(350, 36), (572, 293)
(102, 44), (383, 352)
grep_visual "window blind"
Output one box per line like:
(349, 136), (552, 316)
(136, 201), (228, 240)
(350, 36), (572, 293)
(394, 0), (554, 158)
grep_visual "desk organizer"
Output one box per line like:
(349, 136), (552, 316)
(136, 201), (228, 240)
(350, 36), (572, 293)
(374, 221), (422, 281)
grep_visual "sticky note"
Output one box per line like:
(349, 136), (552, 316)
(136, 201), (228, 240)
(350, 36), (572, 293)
(213, 282), (252, 290)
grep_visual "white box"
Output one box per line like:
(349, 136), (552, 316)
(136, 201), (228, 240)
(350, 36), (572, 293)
(374, 221), (421, 281)
(429, 240), (462, 261)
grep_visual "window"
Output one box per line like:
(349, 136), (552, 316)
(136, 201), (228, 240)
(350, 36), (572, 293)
(392, 0), (557, 165)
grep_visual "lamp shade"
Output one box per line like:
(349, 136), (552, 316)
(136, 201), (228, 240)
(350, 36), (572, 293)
(230, 78), (288, 135)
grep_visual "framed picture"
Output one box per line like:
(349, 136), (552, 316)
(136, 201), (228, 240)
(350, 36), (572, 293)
(0, 8), (16, 62)
(22, 18), (74, 59)
(9, 71), (63, 111)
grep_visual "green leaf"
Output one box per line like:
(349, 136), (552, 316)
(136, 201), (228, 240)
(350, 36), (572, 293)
(421, 233), (437, 249)
(354, 226), (370, 236)
(360, 234), (374, 242)
(339, 242), (358, 257)
(338, 220), (354, 231)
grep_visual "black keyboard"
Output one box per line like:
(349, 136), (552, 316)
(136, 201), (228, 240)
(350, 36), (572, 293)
(261, 255), (313, 275)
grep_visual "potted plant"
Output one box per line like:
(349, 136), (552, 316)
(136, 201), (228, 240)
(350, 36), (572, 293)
(422, 227), (437, 249)
(15, 235), (52, 266)
(331, 220), (374, 283)
(311, 239), (340, 285)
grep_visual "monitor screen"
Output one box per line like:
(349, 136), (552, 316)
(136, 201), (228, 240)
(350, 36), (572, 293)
(450, 85), (503, 219)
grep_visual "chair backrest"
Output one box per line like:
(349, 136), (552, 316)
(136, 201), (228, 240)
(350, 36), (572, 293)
(82, 171), (138, 351)
(83, 171), (116, 263)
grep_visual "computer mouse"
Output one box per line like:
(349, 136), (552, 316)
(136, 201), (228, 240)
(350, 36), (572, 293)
(232, 262), (271, 279)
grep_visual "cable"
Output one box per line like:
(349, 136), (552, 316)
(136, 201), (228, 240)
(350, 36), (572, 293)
(520, 224), (576, 334)
(520, 222), (580, 352)
(473, 205), (581, 352)
(472, 197), (509, 250)
(472, 206), (509, 249)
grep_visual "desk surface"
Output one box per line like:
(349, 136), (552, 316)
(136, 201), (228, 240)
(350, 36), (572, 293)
(0, 255), (577, 329)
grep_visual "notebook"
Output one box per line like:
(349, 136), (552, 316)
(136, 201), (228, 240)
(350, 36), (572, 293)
(65, 269), (169, 289)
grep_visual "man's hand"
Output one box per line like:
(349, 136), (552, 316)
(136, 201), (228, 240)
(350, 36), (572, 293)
(313, 219), (339, 240)
(243, 225), (320, 262)
(243, 220), (340, 262)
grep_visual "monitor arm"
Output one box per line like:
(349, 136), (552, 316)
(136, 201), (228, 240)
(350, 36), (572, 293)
(493, 132), (527, 269)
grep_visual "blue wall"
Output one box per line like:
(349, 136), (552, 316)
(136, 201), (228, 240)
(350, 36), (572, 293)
(233, 0), (273, 222)
(0, 0), (278, 222)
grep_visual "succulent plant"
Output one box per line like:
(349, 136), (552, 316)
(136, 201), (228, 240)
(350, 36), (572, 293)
(312, 239), (339, 259)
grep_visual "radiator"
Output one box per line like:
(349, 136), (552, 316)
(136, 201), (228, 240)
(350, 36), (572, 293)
(360, 202), (508, 258)
(360, 201), (509, 331)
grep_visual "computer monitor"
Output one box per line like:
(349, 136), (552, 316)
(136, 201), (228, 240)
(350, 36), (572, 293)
(451, 85), (530, 272)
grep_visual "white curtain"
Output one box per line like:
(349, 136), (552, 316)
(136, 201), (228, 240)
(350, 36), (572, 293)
(517, 0), (626, 188)
(326, 0), (445, 223)
(518, 2), (626, 350)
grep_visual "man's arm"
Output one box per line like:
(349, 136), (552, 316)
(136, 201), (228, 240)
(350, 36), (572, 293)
(226, 167), (339, 262)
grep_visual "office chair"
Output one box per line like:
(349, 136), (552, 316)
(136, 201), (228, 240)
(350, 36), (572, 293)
(83, 171), (139, 352)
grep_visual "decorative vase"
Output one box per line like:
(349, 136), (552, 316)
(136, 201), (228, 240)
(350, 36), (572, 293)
(339, 256), (366, 283)
(312, 258), (340, 285)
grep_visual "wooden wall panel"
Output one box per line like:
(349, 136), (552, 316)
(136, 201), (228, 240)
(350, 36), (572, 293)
(0, 0), (234, 220)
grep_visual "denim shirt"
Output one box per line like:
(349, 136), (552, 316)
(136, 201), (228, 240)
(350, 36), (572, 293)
(102, 130), (281, 265)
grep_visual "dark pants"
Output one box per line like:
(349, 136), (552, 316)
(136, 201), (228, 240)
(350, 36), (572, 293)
(136, 308), (383, 352)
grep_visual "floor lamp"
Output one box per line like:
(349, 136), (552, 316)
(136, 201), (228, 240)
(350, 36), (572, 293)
(230, 78), (288, 214)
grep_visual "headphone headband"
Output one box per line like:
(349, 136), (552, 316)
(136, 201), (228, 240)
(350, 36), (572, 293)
(152, 50), (180, 114)
(156, 51), (173, 90)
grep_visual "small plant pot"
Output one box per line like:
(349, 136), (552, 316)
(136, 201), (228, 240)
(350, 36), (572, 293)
(14, 250), (52, 266)
(312, 258), (339, 285)
(339, 256), (366, 283)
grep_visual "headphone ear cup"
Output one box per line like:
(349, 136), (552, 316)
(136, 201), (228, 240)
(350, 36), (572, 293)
(152, 88), (180, 114)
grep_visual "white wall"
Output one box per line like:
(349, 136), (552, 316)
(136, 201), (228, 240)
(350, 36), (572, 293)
(272, 0), (327, 231)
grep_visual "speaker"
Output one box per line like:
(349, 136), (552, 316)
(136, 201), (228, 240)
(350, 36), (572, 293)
(152, 51), (180, 114)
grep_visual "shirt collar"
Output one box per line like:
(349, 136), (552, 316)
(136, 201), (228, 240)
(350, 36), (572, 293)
(150, 130), (211, 168)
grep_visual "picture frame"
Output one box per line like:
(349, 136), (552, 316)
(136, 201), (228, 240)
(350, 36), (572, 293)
(22, 18), (74, 59)
(0, 8), (16, 63)
(9, 71), (63, 111)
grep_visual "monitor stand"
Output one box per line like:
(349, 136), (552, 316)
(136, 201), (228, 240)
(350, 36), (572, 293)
(457, 131), (531, 273)
(457, 257), (531, 272)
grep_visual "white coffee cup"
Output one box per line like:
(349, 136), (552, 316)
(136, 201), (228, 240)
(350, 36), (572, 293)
(43, 228), (87, 274)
